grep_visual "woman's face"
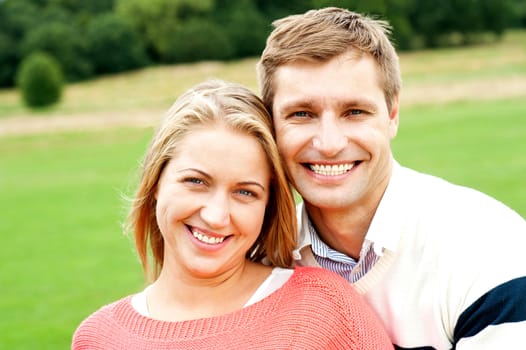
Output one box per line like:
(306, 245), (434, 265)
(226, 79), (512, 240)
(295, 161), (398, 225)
(155, 125), (271, 279)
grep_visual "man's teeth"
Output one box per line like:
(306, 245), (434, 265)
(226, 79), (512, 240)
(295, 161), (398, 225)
(310, 163), (354, 176)
(192, 230), (225, 244)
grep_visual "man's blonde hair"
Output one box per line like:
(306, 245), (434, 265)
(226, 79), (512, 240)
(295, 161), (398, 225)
(257, 7), (401, 113)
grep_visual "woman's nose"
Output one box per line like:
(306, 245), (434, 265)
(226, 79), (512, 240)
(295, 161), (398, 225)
(200, 192), (230, 228)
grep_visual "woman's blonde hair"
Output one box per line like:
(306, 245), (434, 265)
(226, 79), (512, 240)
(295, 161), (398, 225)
(127, 80), (297, 281)
(257, 7), (402, 114)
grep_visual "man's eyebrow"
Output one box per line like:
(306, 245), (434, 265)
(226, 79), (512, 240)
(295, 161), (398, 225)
(277, 99), (315, 114)
(337, 99), (378, 112)
(278, 98), (378, 114)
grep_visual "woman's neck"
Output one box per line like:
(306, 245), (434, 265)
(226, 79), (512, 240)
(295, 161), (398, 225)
(146, 261), (272, 322)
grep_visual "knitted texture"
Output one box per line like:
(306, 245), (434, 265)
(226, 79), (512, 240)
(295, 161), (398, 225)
(72, 266), (393, 349)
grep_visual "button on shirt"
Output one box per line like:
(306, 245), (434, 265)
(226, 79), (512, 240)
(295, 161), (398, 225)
(308, 219), (380, 283)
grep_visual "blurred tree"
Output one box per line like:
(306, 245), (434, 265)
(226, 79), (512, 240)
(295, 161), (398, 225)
(510, 0), (526, 26)
(311, 0), (416, 49)
(48, 0), (115, 13)
(0, 0), (523, 88)
(86, 13), (149, 74)
(0, 0), (41, 86)
(19, 22), (93, 81)
(0, 0), (40, 40)
(0, 32), (18, 86)
(480, 0), (513, 35)
(163, 18), (233, 62)
(116, 0), (214, 62)
(254, 0), (312, 20)
(213, 0), (269, 57)
(46, 0), (116, 28)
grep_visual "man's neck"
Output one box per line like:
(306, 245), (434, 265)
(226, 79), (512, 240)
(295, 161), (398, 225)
(306, 204), (374, 260)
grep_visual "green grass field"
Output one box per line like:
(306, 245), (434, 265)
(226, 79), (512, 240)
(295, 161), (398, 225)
(0, 31), (525, 349)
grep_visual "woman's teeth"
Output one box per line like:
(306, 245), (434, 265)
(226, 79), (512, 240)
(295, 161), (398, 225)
(192, 230), (225, 244)
(310, 163), (354, 176)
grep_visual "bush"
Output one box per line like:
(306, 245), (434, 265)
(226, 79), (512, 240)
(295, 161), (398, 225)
(16, 52), (64, 108)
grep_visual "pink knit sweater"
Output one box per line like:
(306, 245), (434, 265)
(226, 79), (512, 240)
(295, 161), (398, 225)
(72, 266), (393, 349)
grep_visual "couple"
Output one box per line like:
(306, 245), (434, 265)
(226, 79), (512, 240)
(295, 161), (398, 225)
(73, 7), (526, 349)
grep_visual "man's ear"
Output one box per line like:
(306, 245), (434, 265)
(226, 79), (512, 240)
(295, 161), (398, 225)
(388, 94), (400, 139)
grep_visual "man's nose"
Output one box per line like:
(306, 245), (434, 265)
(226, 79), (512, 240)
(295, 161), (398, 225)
(312, 116), (347, 157)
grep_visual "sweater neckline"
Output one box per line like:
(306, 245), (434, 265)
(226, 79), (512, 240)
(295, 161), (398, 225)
(110, 267), (302, 340)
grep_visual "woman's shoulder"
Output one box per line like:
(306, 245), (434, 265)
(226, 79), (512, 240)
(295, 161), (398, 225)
(285, 266), (363, 307)
(282, 267), (393, 349)
(72, 295), (134, 348)
(81, 295), (133, 321)
(291, 266), (357, 292)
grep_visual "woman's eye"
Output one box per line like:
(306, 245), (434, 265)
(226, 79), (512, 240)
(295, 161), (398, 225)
(238, 189), (256, 197)
(185, 177), (204, 185)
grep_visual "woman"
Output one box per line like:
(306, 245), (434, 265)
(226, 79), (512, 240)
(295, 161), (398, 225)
(72, 80), (393, 349)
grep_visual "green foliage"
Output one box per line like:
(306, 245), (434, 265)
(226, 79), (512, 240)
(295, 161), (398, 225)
(410, 0), (513, 47)
(255, 0), (311, 19)
(86, 13), (149, 74)
(0, 0), (524, 87)
(0, 0), (40, 39)
(511, 0), (526, 26)
(16, 51), (64, 108)
(213, 0), (269, 57)
(19, 22), (93, 81)
(48, 0), (115, 14)
(0, 32), (18, 87)
(163, 18), (234, 62)
(116, 0), (214, 62)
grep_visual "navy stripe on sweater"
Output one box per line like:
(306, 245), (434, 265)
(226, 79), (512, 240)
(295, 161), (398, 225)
(393, 277), (526, 350)
(453, 276), (526, 342)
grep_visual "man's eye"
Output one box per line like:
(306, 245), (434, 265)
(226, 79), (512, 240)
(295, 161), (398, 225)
(350, 109), (363, 115)
(293, 111), (309, 117)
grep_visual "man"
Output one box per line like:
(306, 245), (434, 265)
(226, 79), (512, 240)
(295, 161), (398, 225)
(257, 7), (526, 349)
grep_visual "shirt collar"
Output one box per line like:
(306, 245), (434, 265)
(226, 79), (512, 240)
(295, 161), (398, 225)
(366, 160), (403, 255)
(293, 201), (312, 260)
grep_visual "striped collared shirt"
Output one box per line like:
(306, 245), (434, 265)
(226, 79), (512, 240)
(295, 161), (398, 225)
(308, 219), (380, 283)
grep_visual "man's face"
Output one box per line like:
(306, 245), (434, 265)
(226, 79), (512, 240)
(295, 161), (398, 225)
(271, 51), (399, 213)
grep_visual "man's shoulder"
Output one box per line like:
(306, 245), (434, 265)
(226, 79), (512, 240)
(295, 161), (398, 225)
(398, 164), (522, 218)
